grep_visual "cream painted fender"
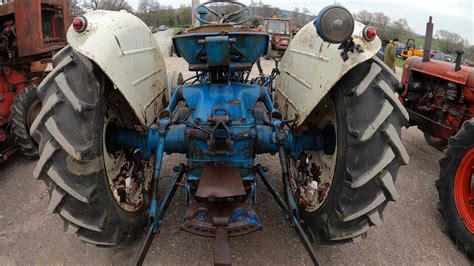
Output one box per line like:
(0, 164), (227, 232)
(67, 10), (168, 127)
(275, 21), (381, 127)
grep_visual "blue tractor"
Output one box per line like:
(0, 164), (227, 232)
(31, 2), (409, 264)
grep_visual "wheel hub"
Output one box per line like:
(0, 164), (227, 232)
(289, 95), (338, 212)
(103, 97), (153, 212)
(27, 99), (42, 130)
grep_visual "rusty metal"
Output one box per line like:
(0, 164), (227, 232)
(407, 109), (456, 140)
(214, 227), (231, 266)
(27, 99), (42, 129)
(196, 165), (246, 198)
(180, 202), (261, 237)
(0, 127), (5, 142)
(14, 0), (69, 58)
(134, 164), (185, 266)
(0, 0), (69, 162)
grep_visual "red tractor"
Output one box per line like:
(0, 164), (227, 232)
(263, 17), (291, 59)
(401, 52), (474, 150)
(401, 17), (474, 258)
(0, 0), (69, 162)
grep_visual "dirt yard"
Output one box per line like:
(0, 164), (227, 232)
(0, 30), (470, 265)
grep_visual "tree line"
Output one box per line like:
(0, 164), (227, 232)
(71, 0), (314, 29)
(352, 9), (472, 56)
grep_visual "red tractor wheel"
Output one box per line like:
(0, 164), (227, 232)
(454, 148), (474, 233)
(438, 119), (474, 258)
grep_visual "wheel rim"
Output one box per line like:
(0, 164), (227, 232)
(454, 148), (474, 233)
(289, 94), (337, 212)
(27, 99), (42, 129)
(103, 94), (154, 213)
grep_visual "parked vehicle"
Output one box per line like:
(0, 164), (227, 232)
(396, 43), (406, 57)
(158, 25), (167, 31)
(401, 18), (473, 151)
(432, 52), (454, 62)
(0, 0), (69, 162)
(263, 17), (291, 59)
(32, 3), (408, 264)
(401, 38), (424, 60)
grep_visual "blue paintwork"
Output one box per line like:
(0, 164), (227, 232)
(172, 32), (269, 71)
(229, 206), (262, 228)
(197, 7), (208, 26)
(206, 36), (230, 68)
(114, 26), (328, 235)
(183, 83), (260, 125)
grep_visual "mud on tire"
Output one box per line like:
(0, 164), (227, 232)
(30, 46), (146, 246)
(302, 57), (410, 244)
(10, 85), (41, 157)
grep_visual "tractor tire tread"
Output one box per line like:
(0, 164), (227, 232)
(9, 85), (40, 157)
(304, 57), (408, 244)
(32, 47), (145, 247)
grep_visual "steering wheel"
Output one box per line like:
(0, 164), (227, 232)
(195, 0), (252, 25)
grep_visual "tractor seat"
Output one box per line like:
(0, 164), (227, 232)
(172, 25), (269, 72)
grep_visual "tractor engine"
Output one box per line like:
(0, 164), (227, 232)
(404, 69), (474, 139)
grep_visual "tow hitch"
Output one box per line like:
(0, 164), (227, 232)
(134, 158), (320, 265)
(133, 163), (321, 266)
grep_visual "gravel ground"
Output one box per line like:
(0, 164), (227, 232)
(0, 29), (470, 265)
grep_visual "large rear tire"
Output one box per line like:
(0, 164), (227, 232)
(300, 57), (409, 244)
(437, 119), (474, 258)
(30, 46), (152, 246)
(10, 85), (41, 157)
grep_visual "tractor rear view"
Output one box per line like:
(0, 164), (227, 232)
(401, 17), (474, 258)
(32, 2), (409, 264)
(0, 0), (69, 162)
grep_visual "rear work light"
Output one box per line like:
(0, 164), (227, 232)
(362, 26), (376, 41)
(314, 5), (355, 44)
(73, 16), (87, 33)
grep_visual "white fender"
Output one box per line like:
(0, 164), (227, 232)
(67, 10), (168, 127)
(275, 21), (381, 127)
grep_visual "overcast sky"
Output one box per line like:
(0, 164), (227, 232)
(127, 0), (474, 43)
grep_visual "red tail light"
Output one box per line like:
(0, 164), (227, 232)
(362, 26), (376, 41)
(73, 16), (87, 33)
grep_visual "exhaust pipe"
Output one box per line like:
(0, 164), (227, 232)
(422, 16), (433, 62)
(455, 50), (463, 71)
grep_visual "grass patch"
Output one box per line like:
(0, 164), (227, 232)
(413, 37), (442, 51)
(395, 57), (405, 68)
